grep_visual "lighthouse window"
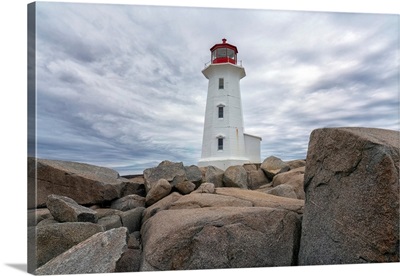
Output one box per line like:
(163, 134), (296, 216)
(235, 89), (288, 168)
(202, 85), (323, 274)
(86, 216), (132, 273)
(212, 50), (216, 61)
(218, 106), (224, 118)
(227, 49), (235, 59)
(218, 138), (224, 150)
(219, 78), (224, 89)
(216, 48), (227, 58)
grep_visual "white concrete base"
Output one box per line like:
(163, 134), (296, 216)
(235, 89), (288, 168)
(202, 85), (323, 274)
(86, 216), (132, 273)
(198, 157), (251, 171)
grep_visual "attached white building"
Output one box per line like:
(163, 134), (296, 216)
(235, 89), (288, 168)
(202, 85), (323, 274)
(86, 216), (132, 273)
(198, 38), (262, 170)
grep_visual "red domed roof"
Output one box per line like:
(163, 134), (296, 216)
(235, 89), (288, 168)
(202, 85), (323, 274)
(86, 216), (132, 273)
(210, 38), (238, 54)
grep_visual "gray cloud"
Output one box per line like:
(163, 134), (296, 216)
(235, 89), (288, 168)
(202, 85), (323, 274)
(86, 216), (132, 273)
(33, 3), (399, 175)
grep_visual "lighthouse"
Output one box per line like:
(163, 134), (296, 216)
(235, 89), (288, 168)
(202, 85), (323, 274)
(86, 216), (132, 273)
(198, 38), (262, 170)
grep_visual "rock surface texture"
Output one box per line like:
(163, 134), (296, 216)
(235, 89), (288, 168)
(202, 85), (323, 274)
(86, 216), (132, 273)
(266, 184), (297, 199)
(223, 165), (249, 189)
(46, 194), (98, 223)
(215, 188), (304, 214)
(110, 194), (146, 211)
(271, 167), (305, 199)
(298, 127), (399, 264)
(246, 168), (270, 190)
(28, 158), (128, 208)
(141, 207), (301, 270)
(203, 166), (224, 187)
(32, 222), (105, 268)
(184, 165), (203, 186)
(145, 179), (172, 206)
(35, 227), (128, 275)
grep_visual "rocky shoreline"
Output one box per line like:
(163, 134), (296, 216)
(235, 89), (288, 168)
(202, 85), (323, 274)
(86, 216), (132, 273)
(28, 127), (399, 274)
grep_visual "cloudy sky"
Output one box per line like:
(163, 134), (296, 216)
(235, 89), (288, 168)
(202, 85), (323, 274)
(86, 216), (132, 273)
(32, 1), (399, 175)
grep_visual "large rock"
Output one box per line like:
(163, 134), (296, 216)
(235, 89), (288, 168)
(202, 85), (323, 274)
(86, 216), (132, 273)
(28, 158), (127, 208)
(145, 179), (172, 206)
(246, 168), (270, 190)
(223, 165), (248, 189)
(33, 222), (105, 268)
(141, 207), (301, 270)
(184, 165), (203, 186)
(203, 166), (224, 187)
(35, 227), (128, 275)
(46, 194), (98, 223)
(119, 176), (146, 197)
(260, 156), (290, 179)
(299, 127), (400, 265)
(143, 160), (187, 192)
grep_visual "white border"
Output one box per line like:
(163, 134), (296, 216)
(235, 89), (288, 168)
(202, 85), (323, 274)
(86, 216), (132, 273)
(0, 1), (398, 276)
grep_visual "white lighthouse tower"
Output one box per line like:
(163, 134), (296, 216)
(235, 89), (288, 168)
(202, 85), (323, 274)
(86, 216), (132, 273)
(198, 38), (262, 170)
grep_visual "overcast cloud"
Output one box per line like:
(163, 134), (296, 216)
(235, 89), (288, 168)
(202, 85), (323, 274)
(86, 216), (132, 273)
(32, 2), (399, 175)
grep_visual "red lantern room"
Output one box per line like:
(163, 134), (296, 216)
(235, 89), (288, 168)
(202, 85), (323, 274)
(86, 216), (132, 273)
(210, 38), (238, 65)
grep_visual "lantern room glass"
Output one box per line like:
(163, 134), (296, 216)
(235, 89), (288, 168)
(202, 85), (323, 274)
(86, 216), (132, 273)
(211, 47), (237, 64)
